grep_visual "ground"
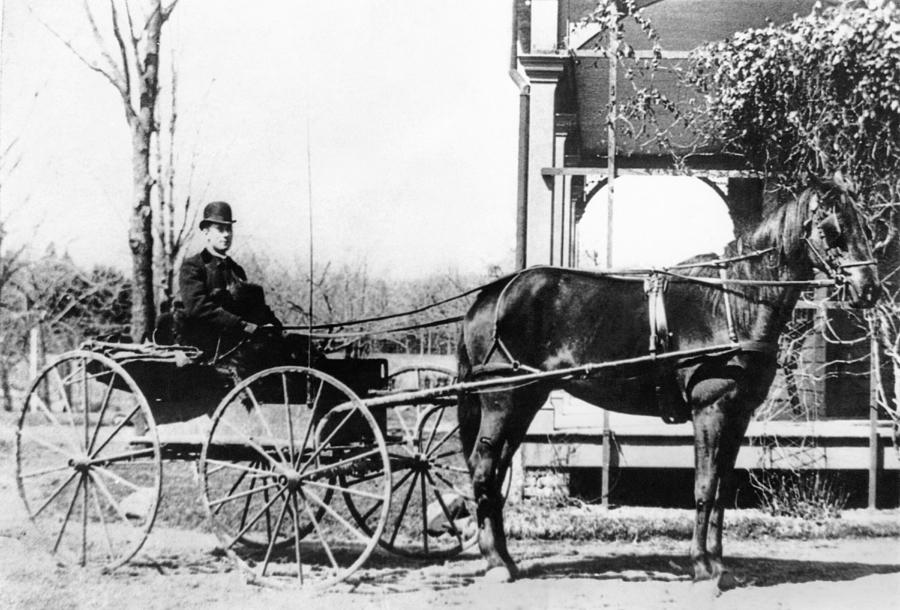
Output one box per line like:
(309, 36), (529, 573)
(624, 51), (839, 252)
(1, 400), (898, 609)
(1, 521), (898, 610)
(2, 469), (899, 609)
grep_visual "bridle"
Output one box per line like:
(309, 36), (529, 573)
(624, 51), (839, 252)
(802, 188), (877, 287)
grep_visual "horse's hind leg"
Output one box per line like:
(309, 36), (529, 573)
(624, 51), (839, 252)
(465, 387), (545, 582)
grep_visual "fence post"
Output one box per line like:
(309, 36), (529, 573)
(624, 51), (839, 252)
(868, 324), (880, 510)
(29, 323), (42, 380)
(600, 3), (620, 511)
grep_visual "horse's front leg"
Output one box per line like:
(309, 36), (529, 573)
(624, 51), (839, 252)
(690, 379), (750, 585)
(705, 410), (751, 585)
(690, 407), (717, 582)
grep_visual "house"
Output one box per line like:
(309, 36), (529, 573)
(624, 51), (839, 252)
(508, 0), (898, 507)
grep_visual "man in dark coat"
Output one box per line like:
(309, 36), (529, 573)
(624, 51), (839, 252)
(175, 201), (313, 377)
(177, 201), (279, 355)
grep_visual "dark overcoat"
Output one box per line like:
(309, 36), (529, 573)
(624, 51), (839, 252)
(176, 249), (279, 354)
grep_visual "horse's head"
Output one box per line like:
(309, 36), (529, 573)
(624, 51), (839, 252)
(803, 174), (881, 308)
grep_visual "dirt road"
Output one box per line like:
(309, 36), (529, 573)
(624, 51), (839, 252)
(2, 506), (898, 610)
(1, 417), (898, 609)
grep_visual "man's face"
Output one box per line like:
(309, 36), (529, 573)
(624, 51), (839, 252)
(203, 223), (233, 255)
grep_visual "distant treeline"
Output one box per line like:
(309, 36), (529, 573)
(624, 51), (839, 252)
(0, 244), (505, 409)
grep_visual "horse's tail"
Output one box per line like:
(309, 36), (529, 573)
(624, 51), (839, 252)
(456, 326), (479, 468)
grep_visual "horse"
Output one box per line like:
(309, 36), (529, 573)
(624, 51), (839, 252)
(456, 176), (881, 587)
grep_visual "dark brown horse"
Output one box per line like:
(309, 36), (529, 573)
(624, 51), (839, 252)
(457, 178), (880, 586)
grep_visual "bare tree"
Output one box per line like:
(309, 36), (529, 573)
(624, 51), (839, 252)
(0, 222), (29, 410)
(153, 46), (203, 306)
(33, 0), (180, 340)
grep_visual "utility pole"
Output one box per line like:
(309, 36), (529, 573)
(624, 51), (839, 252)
(0, 0), (6, 221)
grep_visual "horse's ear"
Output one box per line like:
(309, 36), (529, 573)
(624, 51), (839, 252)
(832, 170), (857, 194)
(808, 190), (819, 213)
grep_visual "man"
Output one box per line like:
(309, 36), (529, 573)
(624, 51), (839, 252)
(176, 201), (284, 368)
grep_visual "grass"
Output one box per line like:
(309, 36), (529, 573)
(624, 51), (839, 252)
(151, 467), (900, 544)
(3, 410), (897, 546)
(752, 471), (849, 520)
(503, 501), (900, 542)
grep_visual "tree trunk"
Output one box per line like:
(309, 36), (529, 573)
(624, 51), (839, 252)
(127, 5), (165, 341)
(1, 363), (11, 412)
(128, 120), (156, 340)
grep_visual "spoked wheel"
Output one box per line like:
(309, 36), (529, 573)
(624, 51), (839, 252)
(15, 350), (162, 570)
(383, 366), (456, 448)
(200, 366), (391, 590)
(203, 457), (333, 551)
(344, 401), (476, 559)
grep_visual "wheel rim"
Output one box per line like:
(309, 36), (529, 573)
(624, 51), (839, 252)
(386, 366), (456, 393)
(15, 350), (162, 570)
(344, 401), (476, 559)
(200, 365), (391, 590)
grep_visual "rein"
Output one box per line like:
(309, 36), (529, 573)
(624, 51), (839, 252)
(288, 315), (464, 340)
(285, 283), (488, 331)
(478, 247), (837, 376)
(282, 246), (826, 339)
(279, 200), (876, 352)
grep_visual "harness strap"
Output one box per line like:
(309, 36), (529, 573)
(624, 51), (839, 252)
(736, 340), (778, 355)
(718, 266), (740, 344)
(644, 273), (670, 354)
(469, 362), (527, 377)
(469, 266), (779, 425)
(479, 268), (543, 373)
(644, 274), (689, 422)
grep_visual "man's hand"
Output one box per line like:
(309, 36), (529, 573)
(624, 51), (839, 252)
(242, 322), (279, 337)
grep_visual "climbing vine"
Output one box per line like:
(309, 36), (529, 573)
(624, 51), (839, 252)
(580, 1), (900, 433)
(680, 1), (900, 193)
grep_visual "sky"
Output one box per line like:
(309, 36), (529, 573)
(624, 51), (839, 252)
(0, 0), (733, 280)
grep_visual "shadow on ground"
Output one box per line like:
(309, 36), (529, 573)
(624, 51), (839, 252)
(521, 552), (900, 588)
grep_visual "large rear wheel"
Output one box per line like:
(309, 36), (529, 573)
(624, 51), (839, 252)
(15, 350), (162, 570)
(200, 365), (391, 590)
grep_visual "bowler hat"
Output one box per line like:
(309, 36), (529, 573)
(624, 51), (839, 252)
(199, 201), (236, 228)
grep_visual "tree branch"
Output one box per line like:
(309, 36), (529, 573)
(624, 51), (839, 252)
(81, 0), (128, 85)
(121, 0), (141, 47)
(142, 0), (179, 33)
(29, 5), (128, 101)
(107, 0), (135, 105)
(162, 0), (181, 23)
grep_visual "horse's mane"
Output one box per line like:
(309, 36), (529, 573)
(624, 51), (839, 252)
(676, 186), (819, 281)
(741, 188), (813, 264)
(673, 185), (826, 336)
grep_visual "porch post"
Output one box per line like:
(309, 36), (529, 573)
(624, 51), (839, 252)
(519, 56), (566, 266)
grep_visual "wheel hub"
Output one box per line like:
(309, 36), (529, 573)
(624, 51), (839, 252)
(68, 456), (91, 473)
(278, 470), (303, 492)
(413, 452), (430, 470)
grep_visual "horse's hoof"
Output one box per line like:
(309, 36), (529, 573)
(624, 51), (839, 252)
(484, 566), (515, 583)
(690, 577), (722, 600)
(716, 570), (738, 591)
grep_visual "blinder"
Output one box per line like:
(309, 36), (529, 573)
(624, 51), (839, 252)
(803, 187), (876, 288)
(816, 211), (844, 249)
(802, 191), (844, 248)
